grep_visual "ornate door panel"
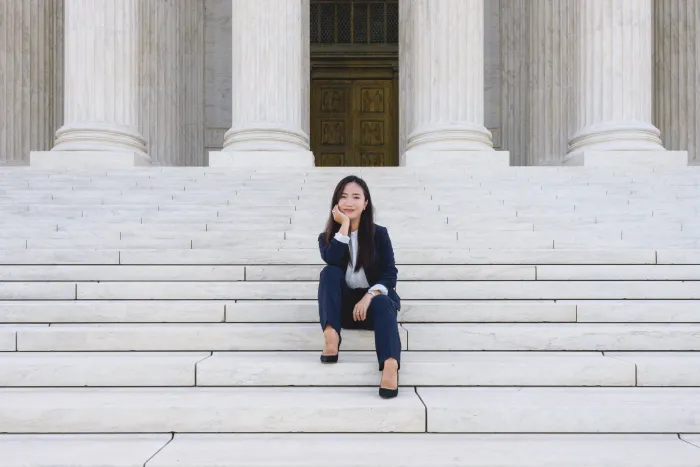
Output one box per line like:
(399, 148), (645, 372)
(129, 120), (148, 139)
(353, 80), (394, 167)
(311, 78), (396, 167)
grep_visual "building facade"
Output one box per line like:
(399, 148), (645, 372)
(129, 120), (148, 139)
(0, 0), (698, 167)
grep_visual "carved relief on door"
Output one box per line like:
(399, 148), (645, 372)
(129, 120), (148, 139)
(311, 79), (396, 167)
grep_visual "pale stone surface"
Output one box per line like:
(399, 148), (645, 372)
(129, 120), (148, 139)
(30, 151), (151, 168)
(147, 434), (700, 467)
(0, 0), (61, 166)
(197, 351), (634, 387)
(208, 151), (314, 167)
(37, 0), (148, 163)
(0, 301), (226, 323)
(565, 151), (689, 167)
(606, 352), (700, 386)
(16, 323), (407, 351)
(657, 250), (700, 265)
(399, 302), (576, 323)
(537, 266), (700, 281)
(0, 266), (244, 281)
(401, 0), (497, 161)
(0, 434), (170, 467)
(0, 328), (16, 351)
(222, 0), (310, 157)
(0, 387), (425, 433)
(0, 283), (75, 300)
(683, 435), (700, 449)
(402, 151), (510, 167)
(76, 282), (316, 300)
(575, 302), (700, 323)
(420, 387), (700, 433)
(655, 0), (700, 165)
(404, 324), (700, 351)
(0, 352), (208, 386)
(568, 0), (664, 155)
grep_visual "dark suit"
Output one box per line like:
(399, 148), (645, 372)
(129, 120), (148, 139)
(317, 224), (402, 370)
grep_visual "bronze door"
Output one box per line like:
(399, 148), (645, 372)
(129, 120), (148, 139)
(311, 78), (397, 167)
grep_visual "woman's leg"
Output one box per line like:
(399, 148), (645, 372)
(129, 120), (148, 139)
(318, 265), (345, 355)
(367, 294), (401, 371)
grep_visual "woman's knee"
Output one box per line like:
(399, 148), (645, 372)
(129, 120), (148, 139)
(369, 294), (394, 315)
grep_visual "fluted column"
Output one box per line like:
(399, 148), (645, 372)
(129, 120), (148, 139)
(209, 0), (312, 167)
(0, 0), (61, 165)
(401, 0), (508, 166)
(655, 0), (700, 165)
(527, 0), (576, 165)
(31, 0), (148, 167)
(140, 0), (205, 166)
(568, 0), (667, 159)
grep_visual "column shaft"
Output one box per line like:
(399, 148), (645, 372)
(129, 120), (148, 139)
(402, 0), (493, 152)
(52, 0), (147, 156)
(224, 0), (310, 151)
(655, 0), (700, 165)
(569, 0), (662, 153)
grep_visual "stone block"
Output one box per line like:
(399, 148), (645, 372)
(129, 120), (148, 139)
(537, 265), (700, 281)
(402, 150), (511, 167)
(29, 151), (151, 168)
(0, 387), (425, 433)
(197, 351), (634, 387)
(606, 352), (700, 386)
(0, 283), (76, 300)
(208, 151), (315, 168)
(564, 151), (689, 167)
(575, 302), (700, 323)
(16, 323), (408, 351)
(419, 387), (700, 432)
(0, 266), (245, 282)
(0, 352), (208, 386)
(0, 434), (170, 467)
(0, 250), (119, 265)
(403, 323), (700, 351)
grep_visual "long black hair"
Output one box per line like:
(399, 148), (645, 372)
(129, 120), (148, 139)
(323, 175), (376, 272)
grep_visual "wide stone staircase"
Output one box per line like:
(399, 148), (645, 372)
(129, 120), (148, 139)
(1, 165), (700, 466)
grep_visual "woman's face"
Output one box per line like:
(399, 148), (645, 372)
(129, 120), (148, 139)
(337, 182), (368, 221)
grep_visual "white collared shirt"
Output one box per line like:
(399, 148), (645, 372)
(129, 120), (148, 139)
(334, 231), (388, 295)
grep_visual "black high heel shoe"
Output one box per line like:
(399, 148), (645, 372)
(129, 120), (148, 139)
(320, 334), (341, 363)
(379, 368), (399, 399)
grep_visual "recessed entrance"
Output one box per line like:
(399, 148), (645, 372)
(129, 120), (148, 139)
(310, 0), (399, 167)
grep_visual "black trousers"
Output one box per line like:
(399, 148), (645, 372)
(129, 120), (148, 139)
(318, 265), (401, 370)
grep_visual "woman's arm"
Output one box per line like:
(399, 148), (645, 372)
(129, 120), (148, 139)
(318, 219), (350, 266)
(370, 227), (397, 293)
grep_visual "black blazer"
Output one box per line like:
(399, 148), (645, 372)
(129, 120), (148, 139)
(318, 224), (401, 310)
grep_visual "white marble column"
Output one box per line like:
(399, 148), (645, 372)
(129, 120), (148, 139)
(655, 0), (700, 165)
(140, 0), (205, 166)
(527, 0), (576, 166)
(567, 0), (686, 167)
(31, 0), (149, 168)
(0, 0), (61, 165)
(209, 0), (312, 167)
(401, 0), (509, 167)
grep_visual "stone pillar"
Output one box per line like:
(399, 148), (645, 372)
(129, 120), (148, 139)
(0, 0), (61, 166)
(31, 0), (149, 168)
(567, 0), (686, 167)
(527, 0), (576, 165)
(401, 0), (509, 167)
(209, 0), (313, 167)
(140, 0), (205, 166)
(655, 0), (700, 165)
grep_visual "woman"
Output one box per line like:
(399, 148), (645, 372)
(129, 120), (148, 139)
(317, 175), (402, 399)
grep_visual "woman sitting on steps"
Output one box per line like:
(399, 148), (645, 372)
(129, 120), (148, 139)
(317, 175), (402, 399)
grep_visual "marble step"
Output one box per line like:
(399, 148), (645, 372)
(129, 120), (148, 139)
(68, 280), (700, 300)
(403, 323), (700, 351)
(418, 387), (700, 433)
(4, 434), (699, 467)
(3, 300), (698, 324)
(0, 351), (642, 387)
(13, 323), (408, 351)
(10, 323), (700, 352)
(0, 352), (209, 386)
(0, 434), (171, 467)
(0, 387), (426, 433)
(148, 434), (700, 467)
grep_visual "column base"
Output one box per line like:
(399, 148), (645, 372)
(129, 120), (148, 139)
(29, 151), (151, 169)
(564, 151), (689, 168)
(401, 150), (511, 168)
(208, 151), (315, 168)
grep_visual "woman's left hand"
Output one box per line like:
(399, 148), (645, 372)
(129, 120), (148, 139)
(353, 294), (373, 321)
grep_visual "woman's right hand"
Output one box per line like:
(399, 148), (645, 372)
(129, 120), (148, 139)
(332, 205), (349, 224)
